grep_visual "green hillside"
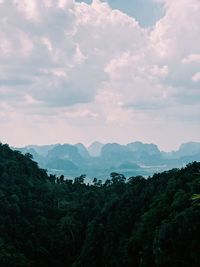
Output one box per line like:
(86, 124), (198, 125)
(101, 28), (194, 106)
(0, 143), (200, 267)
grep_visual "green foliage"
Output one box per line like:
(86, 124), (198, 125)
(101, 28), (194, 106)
(192, 193), (200, 200)
(0, 143), (200, 266)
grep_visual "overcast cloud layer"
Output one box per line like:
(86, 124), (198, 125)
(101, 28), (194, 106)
(0, 0), (200, 151)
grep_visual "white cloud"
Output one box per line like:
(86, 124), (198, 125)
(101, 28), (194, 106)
(192, 72), (200, 83)
(182, 54), (200, 64)
(0, 0), (148, 109)
(58, 0), (74, 9)
(0, 0), (200, 150)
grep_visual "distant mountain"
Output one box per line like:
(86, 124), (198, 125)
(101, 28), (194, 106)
(75, 143), (90, 159)
(117, 162), (141, 170)
(126, 141), (160, 155)
(47, 144), (85, 165)
(100, 142), (162, 166)
(176, 142), (200, 157)
(46, 158), (78, 171)
(162, 142), (200, 160)
(14, 141), (200, 180)
(25, 144), (58, 156)
(101, 143), (132, 165)
(88, 141), (104, 157)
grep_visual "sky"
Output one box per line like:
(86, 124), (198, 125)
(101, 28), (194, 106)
(0, 0), (200, 151)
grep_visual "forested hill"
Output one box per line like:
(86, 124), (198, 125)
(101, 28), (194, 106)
(0, 143), (200, 267)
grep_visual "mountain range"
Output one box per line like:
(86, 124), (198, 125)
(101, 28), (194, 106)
(14, 141), (200, 180)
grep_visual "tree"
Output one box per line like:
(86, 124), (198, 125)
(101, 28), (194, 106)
(74, 174), (86, 184)
(110, 172), (126, 183)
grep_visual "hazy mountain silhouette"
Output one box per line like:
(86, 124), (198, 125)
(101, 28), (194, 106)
(88, 141), (104, 157)
(75, 143), (90, 159)
(15, 141), (200, 180)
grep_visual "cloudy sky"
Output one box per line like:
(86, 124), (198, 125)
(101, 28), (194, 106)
(0, 0), (200, 151)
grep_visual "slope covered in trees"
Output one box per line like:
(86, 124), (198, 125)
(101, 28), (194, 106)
(0, 143), (200, 267)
